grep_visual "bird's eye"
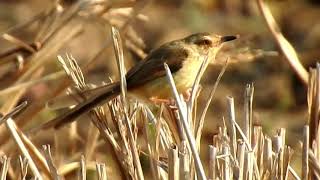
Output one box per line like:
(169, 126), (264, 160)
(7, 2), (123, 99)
(195, 39), (212, 46)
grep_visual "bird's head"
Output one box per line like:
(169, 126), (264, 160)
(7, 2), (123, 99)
(183, 32), (238, 55)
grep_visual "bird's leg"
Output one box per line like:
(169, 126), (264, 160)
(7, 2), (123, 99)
(150, 88), (192, 108)
(182, 88), (192, 102)
(149, 97), (175, 106)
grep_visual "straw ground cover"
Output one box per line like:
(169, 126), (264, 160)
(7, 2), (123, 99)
(0, 0), (319, 179)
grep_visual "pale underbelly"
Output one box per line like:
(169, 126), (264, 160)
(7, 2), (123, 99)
(129, 58), (203, 102)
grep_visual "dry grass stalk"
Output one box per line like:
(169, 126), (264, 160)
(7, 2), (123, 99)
(165, 56), (225, 179)
(168, 146), (179, 180)
(10, 1), (146, 131)
(2, 2), (316, 179)
(19, 132), (51, 177)
(48, 54), (133, 179)
(18, 156), (28, 180)
(245, 151), (254, 180)
(2, 33), (37, 54)
(188, 55), (209, 115)
(307, 67), (318, 144)
(302, 125), (309, 180)
(144, 105), (172, 154)
(0, 101), (27, 126)
(0, 0), (151, 179)
(145, 105), (173, 151)
(11, 23), (83, 89)
(207, 84), (303, 180)
(4, 117), (42, 179)
(226, 96), (237, 160)
(253, 126), (264, 174)
(111, 26), (144, 180)
(79, 155), (86, 180)
(95, 100), (138, 179)
(0, 22), (83, 149)
(236, 140), (245, 180)
(162, 106), (184, 144)
(0, 156), (10, 180)
(289, 166), (301, 180)
(277, 129), (286, 179)
(196, 59), (228, 147)
(0, 102), (52, 179)
(308, 64), (320, 179)
(179, 141), (190, 180)
(164, 63), (207, 180)
(243, 83), (254, 180)
(96, 163), (108, 180)
(262, 137), (272, 178)
(142, 108), (160, 180)
(209, 145), (217, 180)
(42, 145), (61, 180)
(0, 67), (43, 124)
(244, 83), (254, 145)
(308, 151), (320, 178)
(256, 0), (308, 85)
(1, 61), (308, 180)
(273, 135), (282, 178)
(111, 26), (128, 103)
(283, 146), (293, 180)
(222, 145), (231, 180)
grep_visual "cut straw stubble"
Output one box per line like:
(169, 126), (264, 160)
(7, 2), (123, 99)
(164, 63), (207, 180)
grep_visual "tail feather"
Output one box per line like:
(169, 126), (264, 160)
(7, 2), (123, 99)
(30, 82), (120, 133)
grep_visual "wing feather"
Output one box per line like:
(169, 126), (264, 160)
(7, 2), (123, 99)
(126, 43), (189, 89)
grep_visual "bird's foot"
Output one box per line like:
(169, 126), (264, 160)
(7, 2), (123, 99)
(182, 88), (192, 102)
(150, 97), (176, 106)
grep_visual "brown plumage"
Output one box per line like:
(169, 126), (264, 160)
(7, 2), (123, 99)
(37, 33), (237, 130)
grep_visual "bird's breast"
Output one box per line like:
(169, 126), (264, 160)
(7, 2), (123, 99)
(129, 54), (204, 102)
(173, 55), (204, 90)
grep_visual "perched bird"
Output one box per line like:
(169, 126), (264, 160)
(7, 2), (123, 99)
(39, 32), (237, 130)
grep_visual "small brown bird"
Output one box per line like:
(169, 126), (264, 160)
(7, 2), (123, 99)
(40, 32), (237, 129)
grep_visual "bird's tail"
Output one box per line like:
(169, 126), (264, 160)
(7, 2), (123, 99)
(30, 82), (121, 133)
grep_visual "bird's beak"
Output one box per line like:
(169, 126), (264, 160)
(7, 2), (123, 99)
(220, 35), (238, 43)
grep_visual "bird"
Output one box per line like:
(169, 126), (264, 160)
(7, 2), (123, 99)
(37, 32), (237, 130)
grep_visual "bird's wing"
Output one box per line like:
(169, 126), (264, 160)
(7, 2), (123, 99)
(126, 44), (189, 89)
(30, 44), (189, 132)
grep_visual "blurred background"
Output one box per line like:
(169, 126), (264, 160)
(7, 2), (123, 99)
(0, 0), (320, 178)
